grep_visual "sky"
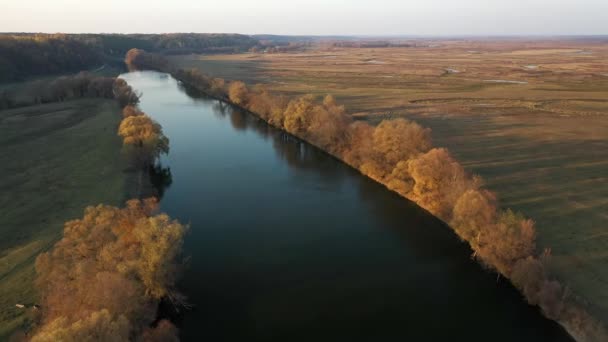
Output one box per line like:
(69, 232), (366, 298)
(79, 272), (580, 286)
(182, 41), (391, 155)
(1, 0), (607, 36)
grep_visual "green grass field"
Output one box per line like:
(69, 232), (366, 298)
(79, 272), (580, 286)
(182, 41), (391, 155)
(0, 99), (127, 339)
(169, 42), (608, 326)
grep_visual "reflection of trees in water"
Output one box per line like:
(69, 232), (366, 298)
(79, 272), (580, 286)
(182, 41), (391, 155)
(223, 103), (346, 182)
(177, 81), (207, 100)
(212, 102), (229, 119)
(273, 133), (349, 184)
(229, 108), (248, 131)
(148, 163), (173, 199)
(228, 107), (272, 140)
(354, 173), (455, 250)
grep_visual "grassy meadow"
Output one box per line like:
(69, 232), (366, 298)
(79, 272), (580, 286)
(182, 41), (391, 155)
(168, 39), (608, 323)
(0, 98), (127, 339)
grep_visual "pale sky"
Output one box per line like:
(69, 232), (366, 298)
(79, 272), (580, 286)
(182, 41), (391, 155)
(1, 0), (607, 35)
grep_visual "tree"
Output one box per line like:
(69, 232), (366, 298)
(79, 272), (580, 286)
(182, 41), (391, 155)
(113, 78), (140, 107)
(283, 95), (316, 136)
(125, 48), (168, 71)
(372, 118), (432, 170)
(511, 256), (546, 305)
(31, 310), (130, 342)
(342, 121), (375, 169)
(228, 81), (249, 106)
(33, 199), (187, 341)
(386, 161), (414, 197)
(477, 209), (536, 275)
(407, 148), (475, 220)
(538, 280), (565, 320)
(451, 189), (497, 242)
(307, 95), (351, 154)
(122, 105), (144, 118)
(118, 114), (169, 167)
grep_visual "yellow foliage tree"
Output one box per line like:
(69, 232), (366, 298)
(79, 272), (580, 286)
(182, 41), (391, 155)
(228, 81), (249, 106)
(118, 114), (169, 168)
(33, 199), (186, 341)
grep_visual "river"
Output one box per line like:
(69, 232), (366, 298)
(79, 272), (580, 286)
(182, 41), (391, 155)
(119, 71), (572, 341)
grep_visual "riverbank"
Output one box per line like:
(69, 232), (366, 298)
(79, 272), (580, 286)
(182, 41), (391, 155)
(0, 73), (165, 339)
(169, 48), (608, 332)
(120, 70), (573, 341)
(144, 60), (605, 341)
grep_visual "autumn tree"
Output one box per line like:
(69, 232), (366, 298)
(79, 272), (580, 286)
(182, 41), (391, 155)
(451, 189), (497, 243)
(32, 199), (186, 341)
(342, 121), (375, 169)
(538, 280), (565, 320)
(118, 114), (169, 166)
(477, 209), (536, 275)
(372, 118), (432, 170)
(283, 95), (316, 136)
(511, 256), (546, 305)
(125, 48), (169, 72)
(228, 81), (249, 106)
(31, 309), (130, 342)
(122, 105), (144, 118)
(307, 95), (351, 154)
(113, 78), (140, 107)
(118, 114), (169, 195)
(407, 148), (476, 220)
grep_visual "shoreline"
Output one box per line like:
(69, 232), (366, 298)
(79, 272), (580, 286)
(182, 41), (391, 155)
(130, 62), (603, 341)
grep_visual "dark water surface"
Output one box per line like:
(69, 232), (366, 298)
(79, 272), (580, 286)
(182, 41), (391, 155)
(120, 71), (572, 342)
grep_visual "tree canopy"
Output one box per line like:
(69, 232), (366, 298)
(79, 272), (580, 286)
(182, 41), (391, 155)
(32, 199), (187, 341)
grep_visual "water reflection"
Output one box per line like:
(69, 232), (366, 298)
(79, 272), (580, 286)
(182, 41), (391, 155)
(149, 163), (173, 199)
(121, 71), (573, 342)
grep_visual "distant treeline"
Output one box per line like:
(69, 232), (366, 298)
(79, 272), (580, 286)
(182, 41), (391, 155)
(328, 40), (413, 48)
(125, 48), (607, 341)
(0, 34), (103, 82)
(0, 33), (259, 82)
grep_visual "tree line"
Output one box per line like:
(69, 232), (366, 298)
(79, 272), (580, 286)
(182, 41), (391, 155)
(0, 35), (102, 82)
(123, 48), (606, 341)
(0, 33), (260, 83)
(0, 72), (139, 110)
(6, 72), (179, 340)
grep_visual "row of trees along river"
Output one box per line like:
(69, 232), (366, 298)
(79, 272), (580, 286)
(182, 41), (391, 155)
(119, 49), (604, 339)
(9, 73), (188, 341)
(122, 48), (606, 341)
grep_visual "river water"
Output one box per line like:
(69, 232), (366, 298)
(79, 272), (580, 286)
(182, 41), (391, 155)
(119, 71), (572, 341)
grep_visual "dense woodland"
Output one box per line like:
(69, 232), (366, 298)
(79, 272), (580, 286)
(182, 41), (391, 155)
(0, 33), (259, 82)
(0, 35), (102, 82)
(124, 48), (607, 341)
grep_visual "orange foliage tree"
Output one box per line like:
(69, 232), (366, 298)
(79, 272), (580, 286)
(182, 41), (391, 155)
(32, 199), (187, 341)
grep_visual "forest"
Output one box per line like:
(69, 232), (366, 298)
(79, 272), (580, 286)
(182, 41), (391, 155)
(0, 34), (102, 82)
(124, 48), (607, 341)
(0, 33), (259, 82)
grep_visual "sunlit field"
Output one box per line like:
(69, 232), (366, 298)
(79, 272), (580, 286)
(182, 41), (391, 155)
(169, 38), (608, 322)
(0, 99), (127, 338)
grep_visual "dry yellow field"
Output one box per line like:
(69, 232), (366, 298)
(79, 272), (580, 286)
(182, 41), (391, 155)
(169, 39), (608, 323)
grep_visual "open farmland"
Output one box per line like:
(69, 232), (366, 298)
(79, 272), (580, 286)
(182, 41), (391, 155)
(168, 38), (608, 323)
(0, 99), (127, 338)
